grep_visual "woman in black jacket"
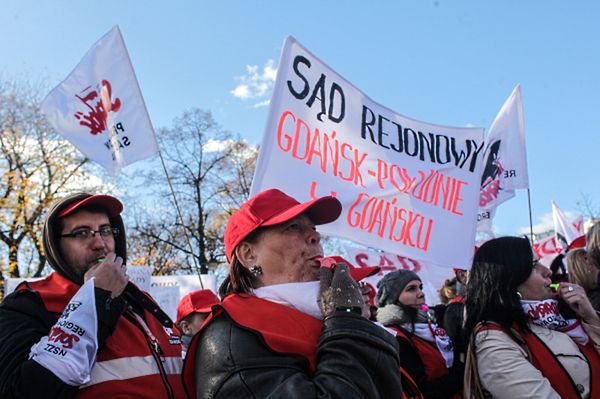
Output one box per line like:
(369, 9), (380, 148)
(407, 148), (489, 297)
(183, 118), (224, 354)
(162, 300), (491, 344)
(182, 189), (404, 398)
(376, 269), (463, 399)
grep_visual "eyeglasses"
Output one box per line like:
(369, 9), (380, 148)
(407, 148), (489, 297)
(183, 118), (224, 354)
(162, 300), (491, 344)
(61, 226), (119, 241)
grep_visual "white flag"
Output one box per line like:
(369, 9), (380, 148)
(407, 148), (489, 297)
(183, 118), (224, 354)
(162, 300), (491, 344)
(479, 85), (528, 210)
(477, 85), (528, 233)
(552, 201), (583, 249)
(40, 26), (158, 175)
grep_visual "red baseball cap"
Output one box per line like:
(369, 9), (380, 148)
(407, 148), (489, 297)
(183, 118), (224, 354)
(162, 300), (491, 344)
(320, 255), (380, 282)
(58, 194), (123, 218)
(224, 189), (342, 261)
(176, 289), (220, 325)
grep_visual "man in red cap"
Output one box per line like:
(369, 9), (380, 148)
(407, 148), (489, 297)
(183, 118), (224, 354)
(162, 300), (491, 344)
(0, 192), (186, 398)
(176, 289), (220, 354)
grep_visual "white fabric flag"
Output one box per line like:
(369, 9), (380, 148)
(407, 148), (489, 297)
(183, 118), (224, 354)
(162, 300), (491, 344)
(252, 36), (484, 268)
(477, 85), (528, 232)
(552, 201), (583, 249)
(40, 26), (158, 175)
(29, 278), (98, 385)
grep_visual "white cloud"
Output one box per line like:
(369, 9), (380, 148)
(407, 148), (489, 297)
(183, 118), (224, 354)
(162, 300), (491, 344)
(252, 99), (270, 108)
(203, 139), (231, 153)
(231, 59), (277, 106)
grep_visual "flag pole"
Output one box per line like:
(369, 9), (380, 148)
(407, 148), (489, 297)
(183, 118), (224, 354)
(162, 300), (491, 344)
(527, 188), (534, 243)
(118, 26), (205, 288)
(157, 150), (205, 288)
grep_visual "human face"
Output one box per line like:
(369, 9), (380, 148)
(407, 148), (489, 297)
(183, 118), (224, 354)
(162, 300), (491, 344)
(398, 280), (425, 309)
(179, 312), (209, 337)
(248, 214), (323, 286)
(517, 262), (553, 301)
(59, 210), (115, 279)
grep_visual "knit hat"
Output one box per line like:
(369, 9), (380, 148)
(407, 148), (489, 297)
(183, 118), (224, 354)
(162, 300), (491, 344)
(375, 269), (421, 307)
(473, 236), (533, 289)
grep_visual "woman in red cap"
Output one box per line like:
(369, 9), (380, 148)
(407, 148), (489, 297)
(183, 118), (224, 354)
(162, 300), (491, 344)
(181, 188), (404, 398)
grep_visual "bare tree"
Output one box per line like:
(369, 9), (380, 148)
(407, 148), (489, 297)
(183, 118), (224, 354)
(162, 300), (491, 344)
(577, 192), (599, 221)
(0, 80), (102, 296)
(131, 108), (257, 275)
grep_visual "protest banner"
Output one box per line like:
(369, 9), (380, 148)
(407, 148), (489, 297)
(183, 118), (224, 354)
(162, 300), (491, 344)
(40, 26), (158, 175)
(344, 246), (454, 305)
(251, 36), (484, 268)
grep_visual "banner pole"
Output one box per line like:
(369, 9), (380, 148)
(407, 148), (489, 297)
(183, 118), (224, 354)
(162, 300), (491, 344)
(527, 188), (534, 243)
(119, 25), (205, 289)
(156, 149), (205, 288)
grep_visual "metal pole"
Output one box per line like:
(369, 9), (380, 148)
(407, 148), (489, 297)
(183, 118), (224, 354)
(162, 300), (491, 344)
(527, 188), (534, 243)
(119, 26), (204, 289)
(157, 149), (205, 288)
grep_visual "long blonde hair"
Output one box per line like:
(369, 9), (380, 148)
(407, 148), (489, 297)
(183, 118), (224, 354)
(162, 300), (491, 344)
(586, 222), (600, 253)
(567, 249), (597, 290)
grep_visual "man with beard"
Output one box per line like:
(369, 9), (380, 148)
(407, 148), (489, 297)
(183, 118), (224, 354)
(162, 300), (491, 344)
(0, 193), (186, 398)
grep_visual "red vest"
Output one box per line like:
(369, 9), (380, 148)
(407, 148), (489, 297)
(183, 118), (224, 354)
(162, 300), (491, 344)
(391, 326), (461, 399)
(20, 272), (186, 399)
(183, 294), (421, 398)
(480, 324), (600, 399)
(393, 327), (448, 381)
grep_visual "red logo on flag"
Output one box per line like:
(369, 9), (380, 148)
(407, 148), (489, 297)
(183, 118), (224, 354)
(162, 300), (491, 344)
(479, 140), (503, 207)
(48, 326), (81, 349)
(74, 80), (121, 135)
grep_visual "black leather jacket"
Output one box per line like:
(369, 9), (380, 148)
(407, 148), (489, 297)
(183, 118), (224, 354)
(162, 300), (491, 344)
(190, 310), (404, 398)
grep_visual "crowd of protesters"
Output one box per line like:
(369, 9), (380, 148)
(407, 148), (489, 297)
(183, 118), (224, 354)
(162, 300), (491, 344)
(0, 189), (599, 398)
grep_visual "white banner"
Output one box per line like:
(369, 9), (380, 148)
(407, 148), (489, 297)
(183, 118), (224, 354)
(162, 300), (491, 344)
(252, 36), (484, 268)
(477, 85), (528, 231)
(40, 26), (158, 175)
(344, 246), (455, 306)
(126, 265), (152, 292)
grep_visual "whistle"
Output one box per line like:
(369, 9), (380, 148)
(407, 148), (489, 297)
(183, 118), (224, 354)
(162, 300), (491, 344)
(548, 283), (560, 291)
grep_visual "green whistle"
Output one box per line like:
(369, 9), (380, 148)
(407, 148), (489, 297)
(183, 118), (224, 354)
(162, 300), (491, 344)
(548, 283), (560, 291)
(97, 257), (105, 264)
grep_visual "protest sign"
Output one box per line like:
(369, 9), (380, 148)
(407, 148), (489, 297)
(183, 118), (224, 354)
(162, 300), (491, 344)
(126, 265), (152, 292)
(344, 246), (454, 305)
(252, 36), (484, 268)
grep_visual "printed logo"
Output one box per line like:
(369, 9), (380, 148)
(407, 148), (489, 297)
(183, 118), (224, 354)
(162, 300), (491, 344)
(61, 301), (82, 319)
(479, 140), (503, 207)
(48, 326), (81, 349)
(74, 80), (121, 135)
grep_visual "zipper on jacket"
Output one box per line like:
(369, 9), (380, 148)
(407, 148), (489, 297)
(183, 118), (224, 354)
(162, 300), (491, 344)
(127, 309), (175, 399)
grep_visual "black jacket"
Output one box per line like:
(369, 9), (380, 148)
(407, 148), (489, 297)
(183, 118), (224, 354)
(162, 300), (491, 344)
(190, 309), (403, 398)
